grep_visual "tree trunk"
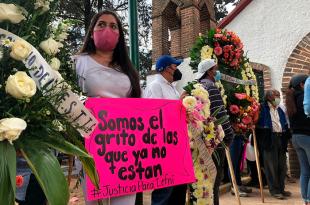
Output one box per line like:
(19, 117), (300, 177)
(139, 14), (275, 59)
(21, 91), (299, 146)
(98, 0), (103, 11)
(84, 0), (92, 30)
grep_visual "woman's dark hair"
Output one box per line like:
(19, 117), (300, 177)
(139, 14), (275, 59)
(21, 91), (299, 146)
(79, 10), (141, 98)
(286, 74), (308, 117)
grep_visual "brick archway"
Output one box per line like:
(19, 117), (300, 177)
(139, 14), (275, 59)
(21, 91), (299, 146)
(250, 62), (272, 102)
(152, 0), (215, 62)
(250, 62), (272, 91)
(282, 33), (310, 95)
(281, 33), (310, 178)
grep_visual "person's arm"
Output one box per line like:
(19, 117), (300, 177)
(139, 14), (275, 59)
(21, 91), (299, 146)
(208, 85), (234, 146)
(304, 77), (310, 117)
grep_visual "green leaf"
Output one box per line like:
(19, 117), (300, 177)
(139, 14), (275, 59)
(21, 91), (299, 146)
(211, 106), (223, 118)
(64, 131), (100, 188)
(214, 115), (230, 126)
(79, 156), (100, 189)
(0, 141), (16, 205)
(41, 136), (91, 158)
(20, 142), (69, 205)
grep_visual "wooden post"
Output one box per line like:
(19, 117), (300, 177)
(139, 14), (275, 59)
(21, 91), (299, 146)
(252, 128), (264, 203)
(225, 148), (241, 205)
(67, 155), (73, 186)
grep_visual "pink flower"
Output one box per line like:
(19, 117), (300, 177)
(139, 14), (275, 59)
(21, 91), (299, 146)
(214, 42), (220, 47)
(235, 51), (241, 59)
(16, 175), (24, 188)
(230, 105), (239, 114)
(214, 46), (223, 56)
(230, 58), (239, 67)
(224, 52), (229, 59)
(214, 33), (223, 38)
(242, 116), (252, 125)
(252, 104), (259, 113)
(235, 93), (247, 100)
(223, 45), (232, 52)
(195, 101), (204, 111)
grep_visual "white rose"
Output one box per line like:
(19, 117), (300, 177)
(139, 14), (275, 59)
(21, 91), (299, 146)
(183, 96), (197, 109)
(5, 71), (37, 99)
(39, 37), (63, 56)
(0, 3), (25, 24)
(49, 57), (61, 70)
(10, 39), (32, 61)
(34, 0), (50, 12)
(0, 118), (27, 144)
(56, 32), (68, 42)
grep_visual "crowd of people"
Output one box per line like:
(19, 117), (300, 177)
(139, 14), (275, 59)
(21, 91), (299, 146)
(16, 10), (310, 205)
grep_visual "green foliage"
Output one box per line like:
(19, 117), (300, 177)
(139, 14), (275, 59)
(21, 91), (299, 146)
(0, 1), (99, 204)
(20, 141), (69, 205)
(0, 142), (16, 205)
(214, 0), (241, 22)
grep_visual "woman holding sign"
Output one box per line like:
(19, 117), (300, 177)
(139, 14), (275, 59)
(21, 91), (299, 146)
(75, 10), (141, 205)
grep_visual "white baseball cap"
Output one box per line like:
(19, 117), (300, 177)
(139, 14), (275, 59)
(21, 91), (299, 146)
(196, 59), (217, 80)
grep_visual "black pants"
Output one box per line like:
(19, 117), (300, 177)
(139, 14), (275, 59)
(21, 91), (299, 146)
(16, 174), (46, 205)
(151, 184), (187, 205)
(263, 134), (287, 195)
(213, 147), (226, 205)
(247, 160), (267, 186)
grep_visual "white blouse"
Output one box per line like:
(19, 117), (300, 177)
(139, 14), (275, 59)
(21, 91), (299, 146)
(75, 54), (131, 98)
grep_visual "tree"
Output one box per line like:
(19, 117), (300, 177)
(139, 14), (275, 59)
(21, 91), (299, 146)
(214, 0), (241, 22)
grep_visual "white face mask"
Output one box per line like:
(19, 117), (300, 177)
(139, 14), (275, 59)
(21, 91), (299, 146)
(273, 98), (281, 106)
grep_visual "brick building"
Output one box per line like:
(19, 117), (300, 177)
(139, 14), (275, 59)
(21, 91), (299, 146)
(152, 0), (216, 62)
(149, 0), (217, 91)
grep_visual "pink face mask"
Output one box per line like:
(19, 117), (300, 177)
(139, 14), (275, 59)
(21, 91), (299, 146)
(93, 28), (119, 52)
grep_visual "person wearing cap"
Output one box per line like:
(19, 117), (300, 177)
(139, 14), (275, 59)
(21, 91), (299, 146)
(144, 55), (186, 205)
(286, 74), (310, 205)
(196, 59), (234, 205)
(144, 55), (183, 99)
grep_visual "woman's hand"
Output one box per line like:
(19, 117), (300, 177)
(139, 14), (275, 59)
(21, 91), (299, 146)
(180, 91), (188, 100)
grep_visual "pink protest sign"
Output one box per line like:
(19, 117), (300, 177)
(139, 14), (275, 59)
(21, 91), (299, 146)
(84, 98), (195, 200)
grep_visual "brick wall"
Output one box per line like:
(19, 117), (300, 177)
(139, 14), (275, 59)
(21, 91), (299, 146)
(250, 62), (272, 91)
(152, 0), (215, 63)
(282, 33), (310, 178)
(282, 32), (310, 95)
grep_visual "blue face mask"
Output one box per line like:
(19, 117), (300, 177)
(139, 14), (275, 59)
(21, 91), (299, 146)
(214, 71), (221, 81)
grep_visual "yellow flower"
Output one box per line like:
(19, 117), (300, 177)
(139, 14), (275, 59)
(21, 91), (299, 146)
(197, 198), (209, 205)
(202, 104), (210, 118)
(245, 86), (250, 95)
(200, 45), (213, 60)
(1, 38), (13, 47)
(193, 188), (203, 198)
(192, 87), (209, 102)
